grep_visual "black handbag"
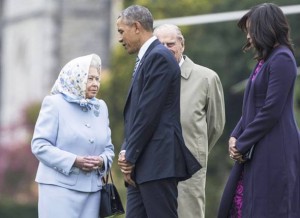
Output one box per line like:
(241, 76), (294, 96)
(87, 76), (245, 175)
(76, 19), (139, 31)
(99, 170), (125, 218)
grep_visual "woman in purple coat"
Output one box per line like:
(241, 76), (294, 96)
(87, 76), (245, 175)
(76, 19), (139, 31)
(218, 3), (300, 218)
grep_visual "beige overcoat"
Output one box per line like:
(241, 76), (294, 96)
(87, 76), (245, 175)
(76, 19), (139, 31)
(178, 56), (225, 218)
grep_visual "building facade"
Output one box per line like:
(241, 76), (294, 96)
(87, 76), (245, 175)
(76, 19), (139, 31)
(0, 0), (120, 145)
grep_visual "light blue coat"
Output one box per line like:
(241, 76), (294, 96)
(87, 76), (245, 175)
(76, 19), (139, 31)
(32, 94), (114, 192)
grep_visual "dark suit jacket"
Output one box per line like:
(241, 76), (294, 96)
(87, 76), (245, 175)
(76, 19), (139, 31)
(122, 39), (201, 184)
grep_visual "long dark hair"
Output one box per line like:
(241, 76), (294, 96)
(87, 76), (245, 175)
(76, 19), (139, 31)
(237, 3), (294, 60)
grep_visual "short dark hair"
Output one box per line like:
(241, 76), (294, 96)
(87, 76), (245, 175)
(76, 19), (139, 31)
(238, 3), (294, 60)
(118, 5), (153, 32)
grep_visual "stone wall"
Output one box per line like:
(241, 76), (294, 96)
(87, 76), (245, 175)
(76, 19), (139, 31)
(0, 0), (118, 144)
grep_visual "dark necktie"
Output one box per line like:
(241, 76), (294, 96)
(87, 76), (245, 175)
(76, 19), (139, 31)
(132, 56), (140, 78)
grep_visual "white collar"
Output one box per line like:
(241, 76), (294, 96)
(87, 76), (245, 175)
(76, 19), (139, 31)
(179, 55), (184, 66)
(137, 36), (157, 60)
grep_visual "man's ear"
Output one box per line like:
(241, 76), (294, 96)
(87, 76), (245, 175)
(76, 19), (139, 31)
(133, 21), (141, 33)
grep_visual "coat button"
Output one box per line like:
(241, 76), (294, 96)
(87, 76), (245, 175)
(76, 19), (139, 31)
(85, 123), (91, 128)
(89, 139), (94, 143)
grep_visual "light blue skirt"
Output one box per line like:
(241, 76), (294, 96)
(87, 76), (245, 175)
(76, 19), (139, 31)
(38, 184), (100, 218)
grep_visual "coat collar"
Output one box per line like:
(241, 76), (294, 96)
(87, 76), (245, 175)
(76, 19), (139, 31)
(138, 39), (160, 67)
(180, 55), (194, 80)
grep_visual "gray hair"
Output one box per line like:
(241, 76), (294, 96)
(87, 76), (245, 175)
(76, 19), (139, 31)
(154, 24), (185, 46)
(90, 54), (101, 73)
(118, 5), (153, 32)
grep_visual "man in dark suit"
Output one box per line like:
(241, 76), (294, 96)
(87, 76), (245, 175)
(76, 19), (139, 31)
(116, 5), (201, 218)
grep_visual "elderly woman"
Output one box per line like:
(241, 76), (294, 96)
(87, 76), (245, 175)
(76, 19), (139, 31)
(31, 54), (114, 218)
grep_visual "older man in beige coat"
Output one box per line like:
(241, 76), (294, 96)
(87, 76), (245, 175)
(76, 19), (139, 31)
(154, 24), (225, 218)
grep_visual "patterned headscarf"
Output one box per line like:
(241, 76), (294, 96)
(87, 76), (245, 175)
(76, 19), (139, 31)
(51, 54), (100, 111)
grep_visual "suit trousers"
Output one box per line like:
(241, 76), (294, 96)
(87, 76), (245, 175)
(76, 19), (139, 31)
(126, 178), (178, 218)
(38, 183), (100, 218)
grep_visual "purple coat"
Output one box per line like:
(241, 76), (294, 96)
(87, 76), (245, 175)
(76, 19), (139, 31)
(218, 46), (300, 217)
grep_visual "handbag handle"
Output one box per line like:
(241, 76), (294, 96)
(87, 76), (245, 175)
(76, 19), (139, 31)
(102, 169), (117, 200)
(102, 170), (114, 185)
(102, 159), (114, 185)
(101, 158), (117, 200)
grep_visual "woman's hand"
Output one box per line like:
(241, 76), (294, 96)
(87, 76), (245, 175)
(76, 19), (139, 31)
(74, 156), (104, 172)
(228, 137), (244, 163)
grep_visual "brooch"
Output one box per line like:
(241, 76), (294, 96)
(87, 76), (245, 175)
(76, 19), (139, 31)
(93, 104), (100, 117)
(94, 110), (99, 117)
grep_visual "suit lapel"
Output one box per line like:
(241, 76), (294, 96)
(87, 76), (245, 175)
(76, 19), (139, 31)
(123, 39), (161, 114)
